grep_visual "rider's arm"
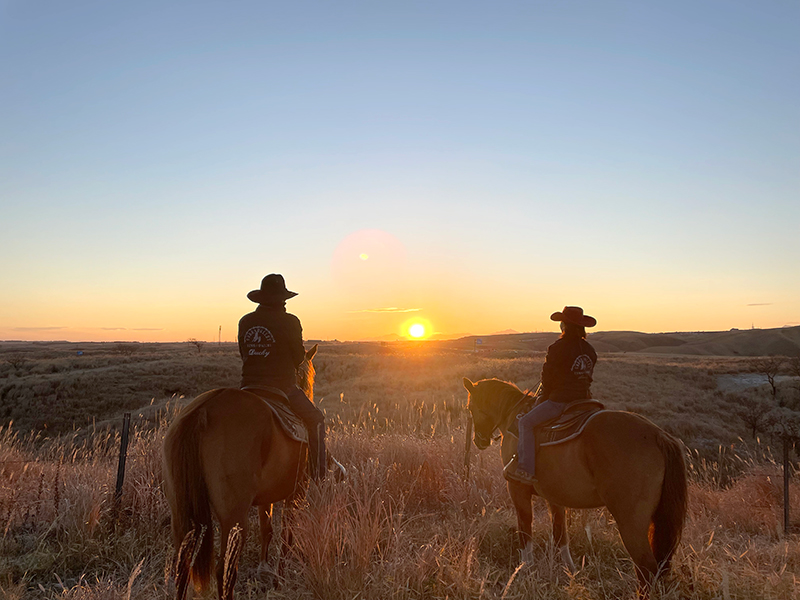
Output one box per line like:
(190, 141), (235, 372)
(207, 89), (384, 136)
(237, 316), (248, 360)
(287, 314), (306, 368)
(540, 340), (563, 400)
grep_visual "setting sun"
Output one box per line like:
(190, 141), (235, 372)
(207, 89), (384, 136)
(401, 317), (433, 340)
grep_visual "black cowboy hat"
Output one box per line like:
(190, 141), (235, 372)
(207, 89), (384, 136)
(550, 306), (596, 328)
(247, 274), (298, 304)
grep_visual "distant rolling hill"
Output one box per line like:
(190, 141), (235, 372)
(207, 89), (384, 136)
(443, 326), (800, 357)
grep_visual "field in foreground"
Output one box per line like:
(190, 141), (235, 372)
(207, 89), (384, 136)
(0, 342), (798, 598)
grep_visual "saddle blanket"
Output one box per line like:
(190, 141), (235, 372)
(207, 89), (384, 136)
(241, 387), (308, 444)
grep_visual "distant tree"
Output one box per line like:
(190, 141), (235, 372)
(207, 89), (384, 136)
(789, 356), (800, 378)
(763, 404), (800, 534)
(765, 407), (800, 443)
(113, 343), (138, 356)
(753, 356), (787, 404)
(187, 339), (205, 354)
(5, 354), (27, 371)
(789, 357), (800, 405)
(746, 354), (799, 534)
(731, 391), (772, 439)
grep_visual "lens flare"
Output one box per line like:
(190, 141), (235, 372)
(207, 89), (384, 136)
(331, 230), (407, 293)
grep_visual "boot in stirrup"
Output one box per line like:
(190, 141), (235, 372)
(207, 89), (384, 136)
(503, 455), (537, 485)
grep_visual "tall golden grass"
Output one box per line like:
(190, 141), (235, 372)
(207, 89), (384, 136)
(0, 343), (797, 598)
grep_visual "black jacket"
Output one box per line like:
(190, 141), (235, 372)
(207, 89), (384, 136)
(540, 335), (597, 402)
(238, 305), (305, 391)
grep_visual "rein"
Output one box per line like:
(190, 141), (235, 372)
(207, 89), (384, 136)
(481, 385), (540, 443)
(499, 382), (541, 434)
(499, 391), (532, 433)
(469, 380), (542, 449)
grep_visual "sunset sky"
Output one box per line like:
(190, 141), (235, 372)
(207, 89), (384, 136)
(1, 1), (798, 342)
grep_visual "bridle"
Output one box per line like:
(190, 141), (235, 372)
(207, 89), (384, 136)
(470, 404), (510, 450)
(473, 427), (501, 449)
(471, 385), (540, 450)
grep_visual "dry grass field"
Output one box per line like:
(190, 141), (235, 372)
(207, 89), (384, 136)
(0, 339), (798, 599)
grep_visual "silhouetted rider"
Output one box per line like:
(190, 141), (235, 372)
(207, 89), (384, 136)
(238, 274), (326, 480)
(504, 306), (597, 485)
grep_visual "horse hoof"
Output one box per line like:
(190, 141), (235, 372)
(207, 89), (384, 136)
(559, 546), (576, 574)
(519, 544), (535, 566)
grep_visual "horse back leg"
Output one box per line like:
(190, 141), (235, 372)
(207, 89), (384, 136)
(281, 499), (297, 557)
(601, 470), (660, 593)
(217, 510), (249, 600)
(548, 503), (575, 573)
(611, 508), (659, 595)
(258, 504), (274, 564)
(507, 481), (534, 562)
(256, 503), (276, 585)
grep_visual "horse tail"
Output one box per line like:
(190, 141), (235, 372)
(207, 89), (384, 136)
(650, 432), (688, 574)
(164, 391), (224, 592)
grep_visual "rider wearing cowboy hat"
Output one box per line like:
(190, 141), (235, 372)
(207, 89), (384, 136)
(504, 306), (598, 485)
(238, 274), (326, 480)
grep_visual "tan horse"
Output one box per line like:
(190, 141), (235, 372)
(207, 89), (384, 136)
(163, 345), (318, 600)
(463, 377), (687, 595)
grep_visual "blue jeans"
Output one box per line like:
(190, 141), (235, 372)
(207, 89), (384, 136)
(517, 400), (566, 478)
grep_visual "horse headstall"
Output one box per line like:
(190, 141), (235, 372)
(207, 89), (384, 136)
(473, 427), (502, 450)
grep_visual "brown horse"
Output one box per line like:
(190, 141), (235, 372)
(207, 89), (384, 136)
(163, 345), (318, 600)
(463, 377), (687, 595)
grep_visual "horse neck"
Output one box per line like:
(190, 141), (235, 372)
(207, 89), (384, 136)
(488, 383), (525, 432)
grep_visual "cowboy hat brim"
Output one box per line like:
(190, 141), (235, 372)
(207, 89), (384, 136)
(550, 310), (597, 328)
(247, 289), (298, 303)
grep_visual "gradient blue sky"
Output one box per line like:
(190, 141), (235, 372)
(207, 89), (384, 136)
(1, 1), (798, 342)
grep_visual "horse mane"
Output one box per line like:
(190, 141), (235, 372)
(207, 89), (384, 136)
(296, 357), (315, 401)
(474, 378), (525, 408)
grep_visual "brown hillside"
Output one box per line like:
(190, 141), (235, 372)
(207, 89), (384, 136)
(588, 331), (686, 352)
(447, 326), (800, 357)
(643, 327), (800, 356)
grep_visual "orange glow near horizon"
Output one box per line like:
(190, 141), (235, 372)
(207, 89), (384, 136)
(3, 286), (798, 343)
(2, 230), (798, 343)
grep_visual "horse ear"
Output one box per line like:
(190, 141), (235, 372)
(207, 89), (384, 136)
(305, 344), (318, 361)
(463, 378), (475, 393)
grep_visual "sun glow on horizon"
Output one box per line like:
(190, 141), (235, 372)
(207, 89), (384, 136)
(409, 323), (425, 338)
(401, 316), (433, 340)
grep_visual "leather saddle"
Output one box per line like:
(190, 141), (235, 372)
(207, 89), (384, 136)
(508, 396), (605, 447)
(241, 386), (308, 444)
(537, 400), (605, 447)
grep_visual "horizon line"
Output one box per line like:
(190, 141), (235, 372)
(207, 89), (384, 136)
(2, 323), (798, 345)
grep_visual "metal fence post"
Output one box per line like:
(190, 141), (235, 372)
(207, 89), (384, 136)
(114, 412), (131, 514)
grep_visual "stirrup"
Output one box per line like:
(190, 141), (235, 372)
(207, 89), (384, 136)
(329, 456), (347, 480)
(503, 455), (537, 485)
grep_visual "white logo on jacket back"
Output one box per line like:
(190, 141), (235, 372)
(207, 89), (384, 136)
(244, 326), (275, 356)
(571, 354), (594, 380)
